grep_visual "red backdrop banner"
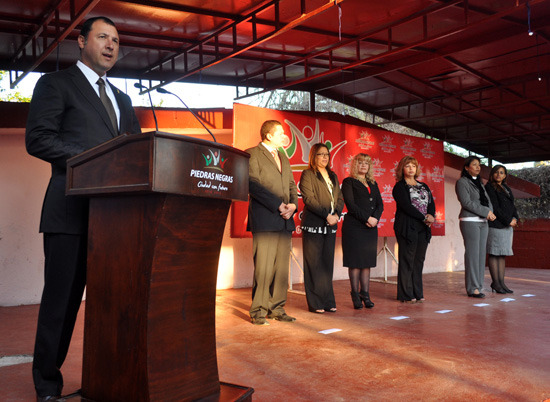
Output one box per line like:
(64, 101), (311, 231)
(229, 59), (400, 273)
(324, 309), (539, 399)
(231, 104), (445, 238)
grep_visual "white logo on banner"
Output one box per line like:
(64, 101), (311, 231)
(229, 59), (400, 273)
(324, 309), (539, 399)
(285, 119), (347, 172)
(356, 130), (375, 150)
(400, 138), (417, 154)
(431, 165), (444, 183)
(421, 141), (435, 159)
(433, 211), (444, 229)
(381, 184), (393, 204)
(417, 164), (425, 182)
(380, 134), (396, 154)
(372, 158), (386, 177)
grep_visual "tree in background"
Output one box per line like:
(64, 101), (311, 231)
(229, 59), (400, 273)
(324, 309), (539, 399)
(510, 165), (550, 220)
(0, 71), (31, 102)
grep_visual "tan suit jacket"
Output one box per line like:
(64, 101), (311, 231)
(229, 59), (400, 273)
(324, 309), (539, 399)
(246, 143), (298, 232)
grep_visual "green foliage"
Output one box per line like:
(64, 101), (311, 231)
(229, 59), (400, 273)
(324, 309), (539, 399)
(509, 165), (550, 219)
(0, 71), (32, 102)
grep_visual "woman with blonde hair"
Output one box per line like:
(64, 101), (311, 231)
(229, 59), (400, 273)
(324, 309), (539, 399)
(341, 153), (383, 309)
(299, 143), (345, 313)
(392, 156), (435, 303)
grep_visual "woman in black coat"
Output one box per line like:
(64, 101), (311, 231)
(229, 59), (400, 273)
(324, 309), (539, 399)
(485, 165), (518, 293)
(341, 153), (384, 309)
(299, 143), (345, 313)
(392, 156), (435, 303)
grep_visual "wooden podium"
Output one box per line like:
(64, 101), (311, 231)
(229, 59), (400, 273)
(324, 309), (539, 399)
(66, 131), (253, 402)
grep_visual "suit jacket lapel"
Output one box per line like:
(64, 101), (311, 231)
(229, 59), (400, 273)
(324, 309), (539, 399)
(110, 82), (127, 134)
(69, 66), (118, 138)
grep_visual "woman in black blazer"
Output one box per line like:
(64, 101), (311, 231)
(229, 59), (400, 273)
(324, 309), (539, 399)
(341, 153), (384, 309)
(299, 143), (344, 313)
(392, 156), (435, 303)
(485, 165), (518, 293)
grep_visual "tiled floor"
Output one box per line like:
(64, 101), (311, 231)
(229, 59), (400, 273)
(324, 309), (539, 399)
(1, 269), (549, 402)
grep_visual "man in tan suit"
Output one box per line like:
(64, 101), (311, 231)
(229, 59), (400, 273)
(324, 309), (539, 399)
(246, 120), (298, 325)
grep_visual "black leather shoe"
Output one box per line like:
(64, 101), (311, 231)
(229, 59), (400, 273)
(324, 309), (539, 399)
(468, 293), (485, 298)
(251, 317), (269, 326)
(268, 313), (296, 322)
(37, 396), (60, 402)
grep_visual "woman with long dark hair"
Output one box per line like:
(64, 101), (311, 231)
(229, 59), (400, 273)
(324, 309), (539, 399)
(455, 156), (496, 298)
(299, 143), (344, 313)
(392, 156), (435, 303)
(485, 165), (518, 293)
(341, 153), (384, 309)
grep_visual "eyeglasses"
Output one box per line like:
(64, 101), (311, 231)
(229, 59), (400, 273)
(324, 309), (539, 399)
(316, 153), (330, 157)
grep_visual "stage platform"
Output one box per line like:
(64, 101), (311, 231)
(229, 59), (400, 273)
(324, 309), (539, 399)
(1, 269), (549, 401)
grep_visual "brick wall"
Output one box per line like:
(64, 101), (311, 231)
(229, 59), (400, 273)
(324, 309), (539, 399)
(507, 219), (550, 269)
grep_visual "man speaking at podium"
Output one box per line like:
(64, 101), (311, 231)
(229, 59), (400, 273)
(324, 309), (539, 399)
(246, 120), (298, 326)
(25, 16), (141, 401)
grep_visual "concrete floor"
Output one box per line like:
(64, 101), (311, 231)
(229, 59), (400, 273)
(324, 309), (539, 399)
(1, 269), (549, 402)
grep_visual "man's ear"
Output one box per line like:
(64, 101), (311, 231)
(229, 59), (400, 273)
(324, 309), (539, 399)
(78, 35), (86, 50)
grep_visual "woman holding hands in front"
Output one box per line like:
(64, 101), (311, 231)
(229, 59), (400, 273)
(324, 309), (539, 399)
(392, 156), (435, 303)
(484, 165), (518, 294)
(341, 153), (384, 309)
(299, 143), (345, 313)
(455, 156), (496, 298)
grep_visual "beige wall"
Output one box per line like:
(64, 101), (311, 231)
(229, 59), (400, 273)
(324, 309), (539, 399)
(0, 131), (466, 306)
(1, 133), (51, 305)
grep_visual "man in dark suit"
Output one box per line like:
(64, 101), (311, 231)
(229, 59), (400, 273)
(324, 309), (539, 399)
(25, 16), (141, 401)
(246, 120), (298, 326)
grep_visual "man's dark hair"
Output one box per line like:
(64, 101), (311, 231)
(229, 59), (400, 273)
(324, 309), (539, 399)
(80, 16), (116, 40)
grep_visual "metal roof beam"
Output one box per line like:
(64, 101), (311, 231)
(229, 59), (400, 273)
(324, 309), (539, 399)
(138, 0), (344, 93)
(9, 0), (99, 88)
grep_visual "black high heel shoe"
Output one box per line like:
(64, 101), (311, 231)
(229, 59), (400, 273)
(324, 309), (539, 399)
(490, 283), (507, 294)
(350, 291), (363, 309)
(501, 283), (514, 293)
(359, 291), (374, 308)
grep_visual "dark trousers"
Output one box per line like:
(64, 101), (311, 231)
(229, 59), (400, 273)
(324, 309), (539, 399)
(302, 230), (336, 311)
(250, 231), (292, 319)
(396, 229), (429, 301)
(33, 233), (87, 396)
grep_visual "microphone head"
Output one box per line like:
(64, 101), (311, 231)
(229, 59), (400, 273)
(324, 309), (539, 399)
(157, 87), (169, 94)
(134, 82), (146, 89)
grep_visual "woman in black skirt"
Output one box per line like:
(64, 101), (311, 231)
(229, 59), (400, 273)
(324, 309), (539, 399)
(341, 153), (384, 309)
(485, 165), (518, 293)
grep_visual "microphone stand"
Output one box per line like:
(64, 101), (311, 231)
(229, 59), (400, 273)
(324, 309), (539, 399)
(157, 87), (217, 143)
(134, 82), (159, 132)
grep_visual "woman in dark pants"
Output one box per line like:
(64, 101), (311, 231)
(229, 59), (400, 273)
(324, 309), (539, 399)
(392, 156), (435, 303)
(299, 143), (344, 313)
(341, 153), (384, 309)
(455, 156), (496, 298)
(485, 164), (518, 293)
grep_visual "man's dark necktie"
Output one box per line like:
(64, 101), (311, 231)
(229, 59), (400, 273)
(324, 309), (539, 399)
(97, 78), (118, 133)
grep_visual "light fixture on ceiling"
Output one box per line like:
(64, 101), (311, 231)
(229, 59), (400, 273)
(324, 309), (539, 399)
(527, 1), (534, 36)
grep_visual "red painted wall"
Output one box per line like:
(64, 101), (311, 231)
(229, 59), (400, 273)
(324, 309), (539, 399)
(507, 219), (550, 269)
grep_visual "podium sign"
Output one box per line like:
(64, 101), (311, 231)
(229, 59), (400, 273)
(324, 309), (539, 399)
(67, 132), (252, 402)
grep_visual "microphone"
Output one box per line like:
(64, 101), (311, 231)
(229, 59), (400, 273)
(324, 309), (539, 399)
(134, 82), (159, 132)
(156, 87), (217, 142)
